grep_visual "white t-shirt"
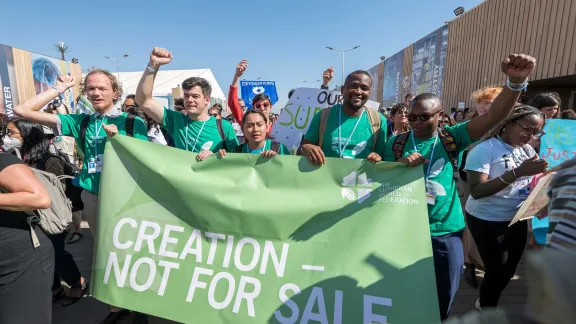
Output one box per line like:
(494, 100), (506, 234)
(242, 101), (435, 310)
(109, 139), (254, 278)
(465, 137), (536, 222)
(148, 126), (167, 145)
(232, 122), (243, 137)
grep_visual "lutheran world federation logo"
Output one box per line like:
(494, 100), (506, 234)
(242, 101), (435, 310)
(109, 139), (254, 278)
(341, 171), (373, 204)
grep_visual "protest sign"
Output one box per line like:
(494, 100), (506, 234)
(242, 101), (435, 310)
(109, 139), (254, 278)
(509, 173), (554, 226)
(271, 88), (380, 154)
(92, 135), (440, 324)
(240, 81), (278, 110)
(540, 119), (576, 169)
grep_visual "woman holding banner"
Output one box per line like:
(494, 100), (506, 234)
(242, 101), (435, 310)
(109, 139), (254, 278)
(232, 110), (289, 156)
(464, 105), (547, 310)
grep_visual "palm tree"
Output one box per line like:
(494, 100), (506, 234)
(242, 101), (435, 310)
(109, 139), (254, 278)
(54, 41), (69, 61)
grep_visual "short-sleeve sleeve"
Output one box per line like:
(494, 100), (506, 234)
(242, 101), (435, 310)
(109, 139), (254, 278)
(0, 153), (23, 172)
(445, 121), (474, 153)
(132, 117), (149, 141)
(374, 112), (388, 155)
(303, 110), (322, 145)
(464, 142), (494, 174)
(162, 107), (179, 134)
(58, 114), (84, 138)
(222, 120), (239, 151)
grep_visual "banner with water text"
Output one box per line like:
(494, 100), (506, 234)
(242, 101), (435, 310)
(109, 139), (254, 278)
(92, 136), (440, 324)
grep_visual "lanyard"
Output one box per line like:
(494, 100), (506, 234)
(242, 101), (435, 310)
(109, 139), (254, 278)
(496, 136), (526, 167)
(185, 117), (209, 152)
(93, 116), (106, 156)
(244, 141), (268, 153)
(410, 131), (438, 180)
(338, 108), (365, 158)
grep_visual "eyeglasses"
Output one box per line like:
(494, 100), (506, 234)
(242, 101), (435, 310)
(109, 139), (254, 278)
(254, 102), (270, 110)
(6, 129), (20, 137)
(514, 121), (546, 138)
(407, 110), (441, 122)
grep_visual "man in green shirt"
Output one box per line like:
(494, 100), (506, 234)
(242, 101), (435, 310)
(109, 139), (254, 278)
(298, 70), (387, 164)
(135, 47), (239, 161)
(13, 70), (149, 323)
(383, 54), (537, 320)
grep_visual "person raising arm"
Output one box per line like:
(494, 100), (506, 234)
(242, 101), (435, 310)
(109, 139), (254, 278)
(136, 48), (239, 159)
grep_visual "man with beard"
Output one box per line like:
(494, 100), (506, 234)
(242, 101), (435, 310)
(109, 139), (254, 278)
(136, 47), (239, 161)
(298, 70), (386, 165)
(383, 54), (537, 320)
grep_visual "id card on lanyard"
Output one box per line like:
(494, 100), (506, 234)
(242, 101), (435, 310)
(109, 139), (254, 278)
(88, 117), (106, 174)
(338, 109), (365, 158)
(410, 132), (439, 205)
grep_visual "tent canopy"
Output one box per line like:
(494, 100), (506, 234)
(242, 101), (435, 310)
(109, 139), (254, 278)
(116, 69), (226, 100)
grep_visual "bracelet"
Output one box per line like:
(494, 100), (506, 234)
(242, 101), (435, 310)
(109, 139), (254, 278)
(499, 176), (511, 185)
(512, 169), (519, 179)
(146, 64), (158, 73)
(51, 86), (61, 95)
(506, 78), (528, 92)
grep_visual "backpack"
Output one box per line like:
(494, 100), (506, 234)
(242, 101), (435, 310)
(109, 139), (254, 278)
(318, 106), (381, 152)
(215, 118), (228, 151)
(79, 113), (136, 149)
(7, 148), (73, 247)
(234, 141), (281, 153)
(392, 127), (460, 170)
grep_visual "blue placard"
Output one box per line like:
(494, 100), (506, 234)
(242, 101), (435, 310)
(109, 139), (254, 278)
(540, 119), (576, 169)
(240, 81), (278, 109)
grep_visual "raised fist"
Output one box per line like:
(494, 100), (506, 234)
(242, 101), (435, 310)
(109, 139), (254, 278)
(323, 67), (334, 86)
(501, 54), (536, 83)
(56, 74), (76, 93)
(235, 60), (248, 77)
(150, 47), (173, 68)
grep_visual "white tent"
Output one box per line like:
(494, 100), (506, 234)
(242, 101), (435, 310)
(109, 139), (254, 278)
(118, 69), (225, 99)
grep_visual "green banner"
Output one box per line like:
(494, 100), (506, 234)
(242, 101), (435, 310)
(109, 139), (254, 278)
(92, 136), (440, 323)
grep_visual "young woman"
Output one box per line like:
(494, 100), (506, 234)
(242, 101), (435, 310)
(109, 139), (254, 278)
(466, 86), (503, 120)
(386, 103), (409, 139)
(5, 119), (89, 307)
(441, 115), (457, 127)
(528, 92), (561, 119)
(0, 152), (52, 323)
(454, 110), (465, 123)
(234, 110), (289, 156)
(464, 105), (547, 310)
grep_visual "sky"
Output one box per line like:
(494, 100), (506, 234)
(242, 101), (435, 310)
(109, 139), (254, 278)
(0, 0), (484, 113)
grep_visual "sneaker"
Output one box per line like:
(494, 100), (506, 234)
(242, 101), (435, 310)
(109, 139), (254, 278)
(475, 298), (482, 311)
(464, 263), (479, 289)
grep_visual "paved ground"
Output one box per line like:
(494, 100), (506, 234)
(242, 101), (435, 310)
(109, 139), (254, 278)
(53, 223), (529, 323)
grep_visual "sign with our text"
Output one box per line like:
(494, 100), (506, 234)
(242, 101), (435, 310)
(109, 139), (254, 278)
(92, 136), (440, 324)
(271, 88), (380, 154)
(540, 119), (576, 169)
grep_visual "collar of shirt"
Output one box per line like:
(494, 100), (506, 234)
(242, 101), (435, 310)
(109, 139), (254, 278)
(92, 106), (122, 118)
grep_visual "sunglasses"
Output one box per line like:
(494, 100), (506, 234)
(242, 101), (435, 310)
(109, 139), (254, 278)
(254, 102), (270, 110)
(407, 110), (441, 122)
(52, 98), (62, 108)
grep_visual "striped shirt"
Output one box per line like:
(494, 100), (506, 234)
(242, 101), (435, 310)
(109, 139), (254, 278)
(547, 158), (576, 251)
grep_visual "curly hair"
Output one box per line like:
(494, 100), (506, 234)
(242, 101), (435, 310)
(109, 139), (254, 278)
(390, 103), (408, 117)
(471, 86), (503, 104)
(83, 68), (123, 104)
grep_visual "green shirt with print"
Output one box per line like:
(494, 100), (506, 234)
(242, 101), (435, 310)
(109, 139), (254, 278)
(58, 112), (148, 194)
(383, 121), (474, 236)
(304, 105), (388, 159)
(239, 139), (290, 155)
(162, 108), (239, 152)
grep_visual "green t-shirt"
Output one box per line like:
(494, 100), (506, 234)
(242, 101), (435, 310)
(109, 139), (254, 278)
(239, 140), (290, 155)
(58, 112), (148, 194)
(162, 108), (239, 152)
(304, 105), (388, 159)
(383, 122), (474, 236)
